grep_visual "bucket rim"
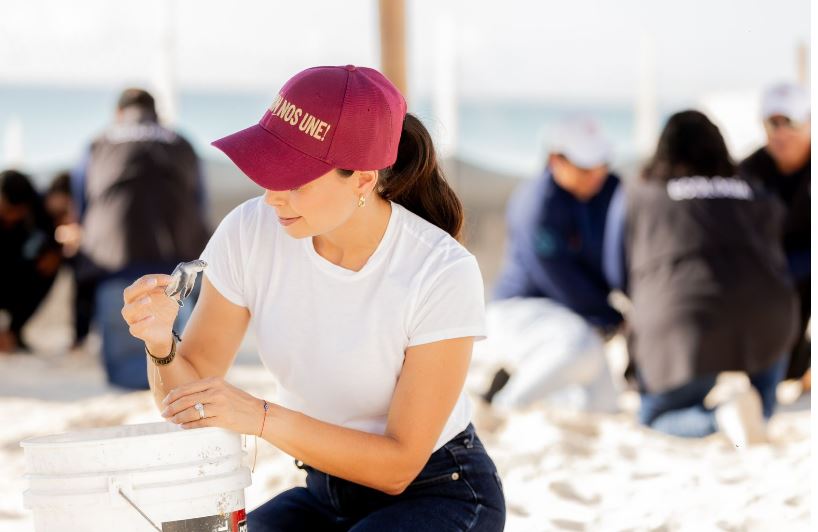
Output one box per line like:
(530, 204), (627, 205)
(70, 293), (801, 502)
(20, 421), (237, 449)
(23, 450), (247, 480)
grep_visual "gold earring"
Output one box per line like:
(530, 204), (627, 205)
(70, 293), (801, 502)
(358, 194), (366, 208)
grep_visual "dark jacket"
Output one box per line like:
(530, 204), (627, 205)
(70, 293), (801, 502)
(76, 116), (210, 280)
(494, 169), (623, 329)
(739, 148), (810, 280)
(0, 191), (61, 337)
(625, 176), (798, 393)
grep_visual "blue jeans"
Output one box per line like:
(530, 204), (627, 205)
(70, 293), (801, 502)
(638, 355), (789, 438)
(247, 423), (506, 531)
(95, 275), (196, 389)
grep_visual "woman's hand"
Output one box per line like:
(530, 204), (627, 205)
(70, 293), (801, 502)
(160, 376), (267, 435)
(121, 275), (179, 356)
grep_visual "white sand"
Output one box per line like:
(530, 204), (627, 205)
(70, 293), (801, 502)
(1, 270), (811, 531)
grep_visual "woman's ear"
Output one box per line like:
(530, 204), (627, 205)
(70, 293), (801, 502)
(356, 170), (379, 195)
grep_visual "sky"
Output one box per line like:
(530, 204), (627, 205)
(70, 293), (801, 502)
(0, 0), (810, 106)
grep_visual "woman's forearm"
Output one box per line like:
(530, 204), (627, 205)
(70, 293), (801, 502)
(146, 344), (203, 409)
(263, 403), (419, 495)
(140, 275), (250, 410)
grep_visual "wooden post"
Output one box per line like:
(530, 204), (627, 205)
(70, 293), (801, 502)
(379, 0), (407, 97)
(797, 41), (809, 86)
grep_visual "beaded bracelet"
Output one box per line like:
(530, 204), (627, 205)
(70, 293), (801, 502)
(145, 333), (178, 366)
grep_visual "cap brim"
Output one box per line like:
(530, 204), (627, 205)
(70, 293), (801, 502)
(562, 148), (610, 170)
(211, 124), (333, 191)
(763, 106), (810, 124)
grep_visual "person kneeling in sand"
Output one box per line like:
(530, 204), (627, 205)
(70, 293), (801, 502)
(739, 83), (811, 393)
(121, 66), (505, 531)
(479, 116), (623, 413)
(622, 110), (798, 446)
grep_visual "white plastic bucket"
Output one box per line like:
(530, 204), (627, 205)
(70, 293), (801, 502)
(21, 422), (251, 531)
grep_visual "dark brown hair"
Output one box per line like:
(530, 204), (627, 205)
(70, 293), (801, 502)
(117, 88), (158, 120)
(340, 113), (464, 240)
(0, 169), (39, 206)
(642, 110), (735, 181)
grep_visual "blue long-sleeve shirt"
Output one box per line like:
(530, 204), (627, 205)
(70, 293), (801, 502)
(493, 169), (623, 329)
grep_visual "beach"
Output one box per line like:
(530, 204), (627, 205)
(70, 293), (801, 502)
(1, 0), (812, 528)
(0, 277), (810, 531)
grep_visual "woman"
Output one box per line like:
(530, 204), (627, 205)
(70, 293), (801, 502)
(121, 65), (505, 530)
(624, 110), (798, 444)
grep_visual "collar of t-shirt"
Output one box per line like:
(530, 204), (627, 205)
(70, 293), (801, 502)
(302, 201), (402, 280)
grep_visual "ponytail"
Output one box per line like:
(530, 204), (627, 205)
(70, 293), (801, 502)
(378, 113), (464, 240)
(339, 114), (464, 239)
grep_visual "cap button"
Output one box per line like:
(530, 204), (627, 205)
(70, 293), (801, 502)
(344, 64), (357, 72)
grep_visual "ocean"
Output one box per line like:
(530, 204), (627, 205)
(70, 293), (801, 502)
(1, 85), (645, 187)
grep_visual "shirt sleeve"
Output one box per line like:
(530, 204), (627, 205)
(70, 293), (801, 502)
(199, 204), (247, 307)
(602, 184), (627, 293)
(407, 256), (487, 347)
(70, 147), (91, 221)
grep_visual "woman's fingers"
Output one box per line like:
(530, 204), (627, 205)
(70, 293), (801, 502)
(180, 419), (212, 430)
(121, 297), (153, 324)
(123, 274), (172, 305)
(121, 281), (181, 345)
(128, 314), (156, 340)
(162, 387), (221, 426)
(121, 288), (177, 324)
(163, 377), (223, 407)
(162, 390), (213, 419)
(169, 404), (215, 425)
(123, 275), (157, 304)
(158, 378), (264, 435)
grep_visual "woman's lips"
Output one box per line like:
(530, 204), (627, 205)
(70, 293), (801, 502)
(278, 216), (301, 227)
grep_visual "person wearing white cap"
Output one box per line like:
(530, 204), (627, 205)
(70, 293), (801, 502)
(739, 82), (811, 389)
(477, 116), (622, 414)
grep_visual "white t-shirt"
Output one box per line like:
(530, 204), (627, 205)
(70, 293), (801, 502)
(199, 196), (487, 451)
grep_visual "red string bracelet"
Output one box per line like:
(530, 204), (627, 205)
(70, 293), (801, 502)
(259, 400), (270, 437)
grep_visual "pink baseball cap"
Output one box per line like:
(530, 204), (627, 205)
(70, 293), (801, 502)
(212, 65), (407, 191)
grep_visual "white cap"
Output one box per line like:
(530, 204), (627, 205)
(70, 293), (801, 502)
(762, 82), (810, 123)
(550, 115), (612, 169)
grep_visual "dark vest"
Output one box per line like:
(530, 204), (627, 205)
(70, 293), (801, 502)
(625, 176), (798, 393)
(80, 119), (210, 276)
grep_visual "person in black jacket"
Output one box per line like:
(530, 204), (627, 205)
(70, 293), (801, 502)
(739, 83), (810, 387)
(0, 170), (62, 353)
(71, 88), (210, 388)
(624, 110), (798, 446)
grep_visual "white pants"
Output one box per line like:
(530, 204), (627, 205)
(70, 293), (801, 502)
(476, 297), (619, 413)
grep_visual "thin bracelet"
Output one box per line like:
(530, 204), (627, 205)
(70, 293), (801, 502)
(252, 400), (270, 474)
(259, 400), (270, 437)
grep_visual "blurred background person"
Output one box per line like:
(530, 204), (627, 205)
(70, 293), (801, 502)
(44, 170), (91, 349)
(43, 171), (75, 229)
(625, 110), (798, 445)
(739, 82), (811, 390)
(479, 116), (623, 414)
(0, 170), (62, 353)
(70, 88), (211, 389)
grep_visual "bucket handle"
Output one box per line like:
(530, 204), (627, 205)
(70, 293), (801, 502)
(109, 477), (161, 531)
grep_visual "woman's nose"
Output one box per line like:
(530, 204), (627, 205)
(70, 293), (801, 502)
(264, 189), (288, 207)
